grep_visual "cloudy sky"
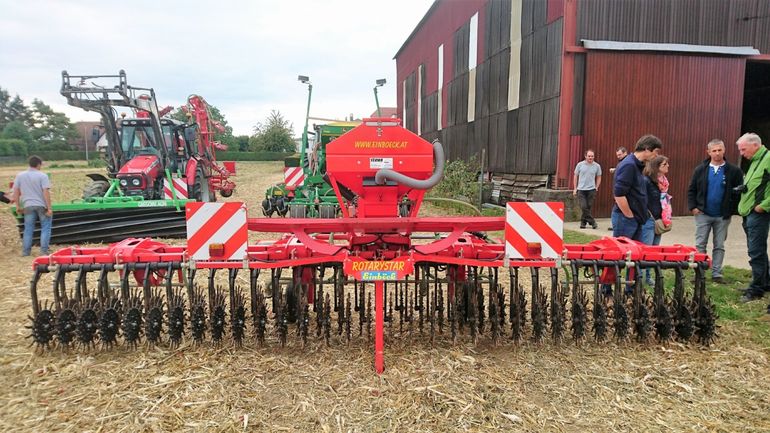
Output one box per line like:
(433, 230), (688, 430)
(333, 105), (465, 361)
(0, 0), (434, 136)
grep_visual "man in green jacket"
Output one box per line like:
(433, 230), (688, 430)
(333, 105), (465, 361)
(736, 133), (770, 308)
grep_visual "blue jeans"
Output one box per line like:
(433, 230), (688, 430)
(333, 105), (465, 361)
(605, 210), (642, 294)
(22, 206), (52, 256)
(640, 217), (655, 245)
(742, 212), (770, 297)
(694, 213), (731, 278)
(639, 217), (661, 284)
(612, 209), (643, 241)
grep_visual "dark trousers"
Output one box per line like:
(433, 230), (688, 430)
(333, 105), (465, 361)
(577, 189), (597, 226)
(743, 211), (770, 296)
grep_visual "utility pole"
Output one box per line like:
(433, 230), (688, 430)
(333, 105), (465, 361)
(373, 79), (386, 117)
(298, 75), (312, 169)
(84, 124), (89, 161)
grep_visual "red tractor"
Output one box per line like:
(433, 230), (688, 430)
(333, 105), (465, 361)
(27, 71), (239, 243)
(62, 70), (235, 203)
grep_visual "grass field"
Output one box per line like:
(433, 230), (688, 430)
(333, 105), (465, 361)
(0, 160), (768, 432)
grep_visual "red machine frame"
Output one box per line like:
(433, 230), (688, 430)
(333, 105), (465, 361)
(28, 118), (715, 374)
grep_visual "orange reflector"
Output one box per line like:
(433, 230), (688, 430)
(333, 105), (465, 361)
(526, 242), (542, 256)
(209, 243), (226, 257)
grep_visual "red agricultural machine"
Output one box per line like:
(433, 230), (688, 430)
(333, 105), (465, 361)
(27, 119), (716, 373)
(24, 71), (237, 244)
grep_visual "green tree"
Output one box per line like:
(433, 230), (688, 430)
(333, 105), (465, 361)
(0, 138), (28, 156)
(1, 121), (32, 156)
(235, 135), (250, 152)
(2, 120), (33, 144)
(249, 110), (295, 153)
(28, 99), (78, 151)
(0, 86), (31, 131)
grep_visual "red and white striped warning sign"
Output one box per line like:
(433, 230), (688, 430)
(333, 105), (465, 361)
(185, 202), (248, 261)
(284, 167), (305, 187)
(164, 177), (189, 199)
(505, 202), (564, 260)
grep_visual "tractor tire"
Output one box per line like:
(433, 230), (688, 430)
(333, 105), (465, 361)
(261, 199), (274, 217)
(220, 189), (233, 198)
(191, 170), (214, 202)
(83, 180), (110, 200)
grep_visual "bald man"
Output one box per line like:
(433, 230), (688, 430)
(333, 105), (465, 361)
(736, 133), (770, 306)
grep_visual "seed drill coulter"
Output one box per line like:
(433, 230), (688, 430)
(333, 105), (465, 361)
(27, 119), (716, 373)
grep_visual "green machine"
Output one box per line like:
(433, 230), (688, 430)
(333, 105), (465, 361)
(261, 75), (360, 218)
(12, 195), (191, 244)
(261, 121), (358, 218)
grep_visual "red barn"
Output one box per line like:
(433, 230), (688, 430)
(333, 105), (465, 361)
(394, 0), (770, 216)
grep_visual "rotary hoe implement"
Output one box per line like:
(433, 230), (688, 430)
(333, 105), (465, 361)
(27, 119), (717, 373)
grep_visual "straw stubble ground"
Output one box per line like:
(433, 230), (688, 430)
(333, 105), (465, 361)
(0, 161), (769, 432)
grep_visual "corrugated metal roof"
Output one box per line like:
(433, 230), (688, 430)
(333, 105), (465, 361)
(577, 0), (770, 54)
(582, 39), (760, 55)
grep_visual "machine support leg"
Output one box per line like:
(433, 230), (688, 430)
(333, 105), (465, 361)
(374, 280), (385, 374)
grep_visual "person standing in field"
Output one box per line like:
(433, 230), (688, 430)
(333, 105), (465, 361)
(735, 133), (770, 304)
(13, 156), (53, 256)
(573, 149), (602, 229)
(607, 146), (628, 231)
(686, 139), (743, 284)
(612, 135), (663, 241)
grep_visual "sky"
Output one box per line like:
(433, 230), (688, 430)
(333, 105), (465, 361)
(0, 0), (435, 136)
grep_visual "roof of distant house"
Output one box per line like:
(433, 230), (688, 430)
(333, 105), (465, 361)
(369, 107), (398, 118)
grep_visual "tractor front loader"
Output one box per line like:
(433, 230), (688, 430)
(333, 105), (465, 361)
(26, 118), (716, 373)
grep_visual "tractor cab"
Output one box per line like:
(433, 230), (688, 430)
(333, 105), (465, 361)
(119, 118), (189, 159)
(116, 118), (190, 198)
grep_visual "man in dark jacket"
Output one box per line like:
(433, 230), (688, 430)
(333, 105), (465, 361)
(613, 135), (662, 241)
(687, 139), (744, 283)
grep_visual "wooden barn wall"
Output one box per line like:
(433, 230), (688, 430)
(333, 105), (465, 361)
(403, 72), (416, 132)
(577, 0), (770, 54)
(432, 0), (563, 175)
(395, 0), (486, 119)
(441, 21), (471, 162)
(570, 53), (586, 135)
(583, 52), (746, 217)
(504, 4), (562, 175)
(421, 91), (439, 135)
(453, 22), (470, 79)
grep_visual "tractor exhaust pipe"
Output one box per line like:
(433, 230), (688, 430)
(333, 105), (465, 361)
(374, 139), (445, 190)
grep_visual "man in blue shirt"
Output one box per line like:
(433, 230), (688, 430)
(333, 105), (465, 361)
(612, 135), (663, 241)
(686, 139), (743, 283)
